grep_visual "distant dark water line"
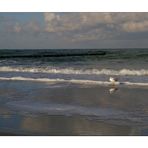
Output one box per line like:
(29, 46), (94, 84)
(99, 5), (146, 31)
(0, 51), (106, 58)
(0, 48), (148, 59)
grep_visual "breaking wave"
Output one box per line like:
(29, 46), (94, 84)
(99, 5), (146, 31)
(0, 66), (148, 76)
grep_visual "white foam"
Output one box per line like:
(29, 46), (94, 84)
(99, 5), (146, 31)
(0, 76), (109, 85)
(0, 66), (148, 76)
(0, 76), (148, 87)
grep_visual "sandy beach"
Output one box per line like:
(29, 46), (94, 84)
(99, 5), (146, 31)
(0, 80), (148, 135)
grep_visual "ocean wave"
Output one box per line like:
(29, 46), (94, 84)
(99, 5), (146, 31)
(0, 66), (148, 76)
(0, 76), (148, 87)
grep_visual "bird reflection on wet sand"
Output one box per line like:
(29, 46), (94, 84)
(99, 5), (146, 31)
(109, 87), (118, 94)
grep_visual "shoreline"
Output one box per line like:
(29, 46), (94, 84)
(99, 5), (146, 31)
(0, 78), (148, 89)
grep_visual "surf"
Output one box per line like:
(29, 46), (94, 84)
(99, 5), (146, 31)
(0, 66), (148, 76)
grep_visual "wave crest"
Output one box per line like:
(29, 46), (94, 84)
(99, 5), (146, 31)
(0, 66), (148, 76)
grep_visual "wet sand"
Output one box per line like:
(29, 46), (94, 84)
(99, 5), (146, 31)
(0, 80), (148, 135)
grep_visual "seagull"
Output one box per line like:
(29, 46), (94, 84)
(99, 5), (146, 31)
(109, 77), (118, 85)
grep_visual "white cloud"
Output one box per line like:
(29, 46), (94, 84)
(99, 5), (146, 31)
(43, 13), (118, 41)
(13, 22), (22, 32)
(44, 12), (58, 32)
(3, 13), (148, 42)
(2, 13), (148, 48)
(70, 28), (116, 42)
(43, 13), (148, 32)
(121, 21), (148, 32)
(25, 21), (40, 32)
(43, 12), (114, 33)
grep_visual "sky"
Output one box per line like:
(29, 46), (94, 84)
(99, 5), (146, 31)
(1, 12), (148, 49)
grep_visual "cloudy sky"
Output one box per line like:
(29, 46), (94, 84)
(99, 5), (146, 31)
(1, 12), (148, 49)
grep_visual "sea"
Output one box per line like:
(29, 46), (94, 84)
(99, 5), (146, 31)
(0, 48), (148, 135)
